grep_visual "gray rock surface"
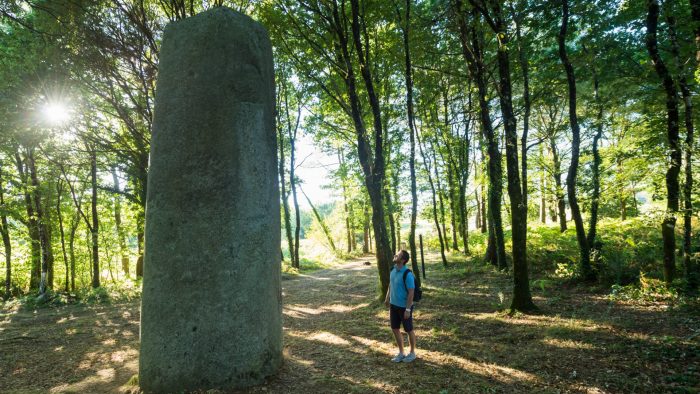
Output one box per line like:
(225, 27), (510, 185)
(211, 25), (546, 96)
(139, 7), (281, 393)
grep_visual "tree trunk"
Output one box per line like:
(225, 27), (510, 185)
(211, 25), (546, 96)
(668, 9), (696, 288)
(136, 211), (144, 278)
(302, 188), (337, 252)
(363, 202), (370, 253)
(559, 0), (594, 281)
(291, 162), (301, 269)
(278, 117), (294, 266)
(340, 150), (352, 254)
(89, 146), (100, 288)
(135, 156), (148, 279)
(398, 0), (420, 283)
(548, 134), (567, 232)
(480, 182), (487, 233)
(0, 164), (11, 299)
(283, 75), (302, 269)
(428, 131), (450, 252)
(15, 152), (41, 289)
(540, 170), (546, 224)
(456, 4), (506, 270)
(418, 131), (448, 267)
(587, 70), (604, 261)
(441, 92), (460, 252)
(278, 124), (296, 267)
(475, 190), (481, 230)
(621, 195), (627, 221)
(111, 167), (129, 277)
(26, 148), (53, 294)
(515, 6), (532, 217)
(458, 137), (470, 255)
(488, 1), (536, 311)
(348, 0), (393, 296)
(68, 211), (78, 292)
(56, 181), (70, 292)
(646, 0), (680, 284)
(386, 186), (397, 254)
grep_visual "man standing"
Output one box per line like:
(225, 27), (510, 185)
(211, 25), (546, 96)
(384, 250), (417, 363)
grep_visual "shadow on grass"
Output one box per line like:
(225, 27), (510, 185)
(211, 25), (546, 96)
(0, 300), (140, 393)
(2, 250), (699, 393)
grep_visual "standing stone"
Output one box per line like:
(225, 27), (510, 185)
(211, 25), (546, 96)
(139, 7), (281, 393)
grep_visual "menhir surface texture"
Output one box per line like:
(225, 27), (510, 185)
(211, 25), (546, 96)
(139, 7), (281, 393)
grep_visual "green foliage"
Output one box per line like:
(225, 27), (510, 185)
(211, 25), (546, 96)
(608, 273), (679, 303)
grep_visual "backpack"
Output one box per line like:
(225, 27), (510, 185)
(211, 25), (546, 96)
(402, 269), (422, 302)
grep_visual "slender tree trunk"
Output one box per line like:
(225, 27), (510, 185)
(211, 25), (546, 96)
(515, 7), (532, 216)
(135, 157), (147, 279)
(393, 174), (401, 252)
(302, 188), (337, 252)
(111, 167), (129, 277)
(668, 10), (696, 288)
(488, 1), (535, 310)
(136, 211), (144, 278)
(646, 0), (681, 284)
(549, 122), (567, 233)
(26, 148), (53, 294)
(455, 5), (507, 269)
(441, 92), (460, 252)
(386, 186), (397, 254)
(398, 0), (420, 281)
(430, 138), (449, 252)
(445, 162), (459, 252)
(363, 202), (370, 253)
(540, 169), (546, 224)
(340, 150), (352, 254)
(278, 121), (294, 266)
(480, 183), (487, 232)
(621, 194), (627, 220)
(15, 152), (40, 289)
(559, 0), (594, 281)
(351, 206), (357, 251)
(282, 75), (302, 269)
(56, 181), (69, 292)
(348, 0), (394, 295)
(429, 131), (449, 252)
(475, 190), (481, 230)
(89, 146), (100, 288)
(289, 139), (301, 269)
(587, 70), (604, 261)
(0, 164), (11, 299)
(69, 212), (78, 292)
(690, 0), (699, 284)
(1, 210), (9, 298)
(458, 139), (470, 255)
(549, 195), (557, 223)
(417, 129), (448, 266)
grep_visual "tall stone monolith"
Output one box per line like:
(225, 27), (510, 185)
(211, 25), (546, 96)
(139, 7), (281, 393)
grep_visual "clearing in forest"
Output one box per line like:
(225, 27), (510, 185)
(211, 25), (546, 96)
(1, 255), (699, 393)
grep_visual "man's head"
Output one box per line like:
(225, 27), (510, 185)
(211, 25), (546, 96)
(393, 250), (410, 265)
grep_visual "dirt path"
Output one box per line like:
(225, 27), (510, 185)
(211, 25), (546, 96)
(1, 256), (699, 393)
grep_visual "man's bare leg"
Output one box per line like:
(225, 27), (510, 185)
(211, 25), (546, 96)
(392, 328), (405, 354)
(407, 330), (416, 354)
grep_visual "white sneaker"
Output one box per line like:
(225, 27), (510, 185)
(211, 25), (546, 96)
(402, 352), (416, 363)
(391, 353), (405, 362)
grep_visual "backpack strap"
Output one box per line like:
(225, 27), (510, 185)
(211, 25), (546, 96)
(402, 269), (412, 292)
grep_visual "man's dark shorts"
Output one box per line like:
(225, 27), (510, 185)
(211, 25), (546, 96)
(389, 304), (414, 332)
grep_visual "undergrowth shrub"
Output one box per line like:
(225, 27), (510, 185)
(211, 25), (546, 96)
(608, 273), (678, 302)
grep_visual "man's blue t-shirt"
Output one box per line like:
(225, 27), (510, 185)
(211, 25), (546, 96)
(390, 264), (415, 308)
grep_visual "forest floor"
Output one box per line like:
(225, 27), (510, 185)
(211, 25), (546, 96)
(1, 254), (699, 393)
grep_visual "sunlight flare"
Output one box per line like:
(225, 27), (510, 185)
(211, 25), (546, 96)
(41, 102), (71, 126)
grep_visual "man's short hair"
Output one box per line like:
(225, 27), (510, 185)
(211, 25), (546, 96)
(399, 250), (410, 263)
